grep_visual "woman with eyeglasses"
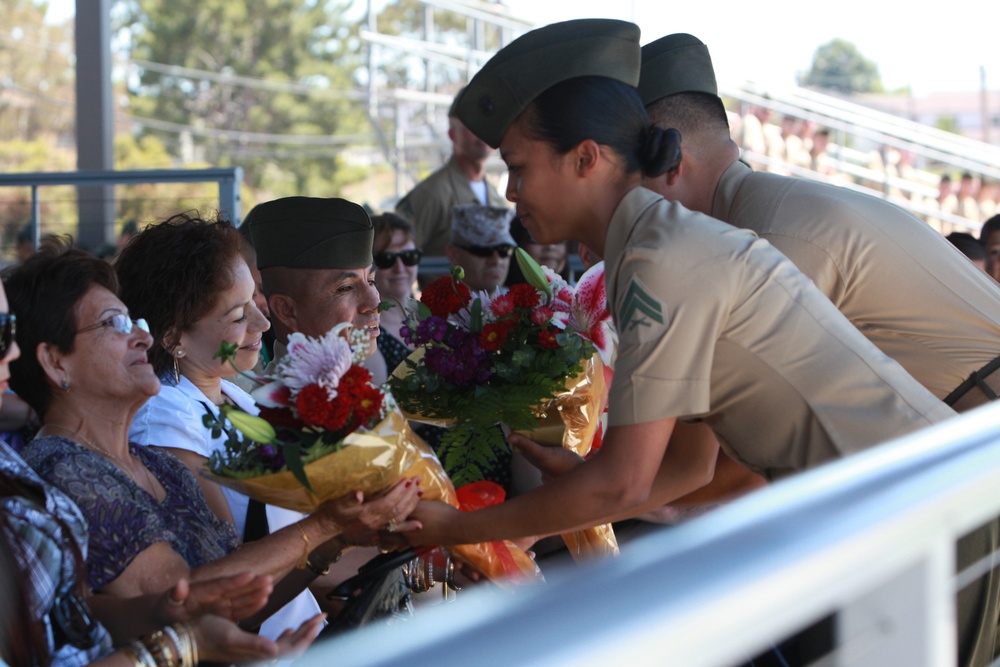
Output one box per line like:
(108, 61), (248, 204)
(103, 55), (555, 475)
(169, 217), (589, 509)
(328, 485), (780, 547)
(371, 213), (422, 379)
(0, 245), (330, 665)
(4, 232), (418, 644)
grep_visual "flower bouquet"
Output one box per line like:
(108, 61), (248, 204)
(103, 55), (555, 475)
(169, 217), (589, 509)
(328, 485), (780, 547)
(387, 250), (619, 561)
(202, 323), (540, 585)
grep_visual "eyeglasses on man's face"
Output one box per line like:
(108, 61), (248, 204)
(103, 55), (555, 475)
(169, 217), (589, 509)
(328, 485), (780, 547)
(77, 313), (150, 336)
(455, 243), (515, 259)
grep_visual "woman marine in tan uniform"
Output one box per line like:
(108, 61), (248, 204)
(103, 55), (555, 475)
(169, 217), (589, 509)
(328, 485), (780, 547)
(404, 19), (955, 552)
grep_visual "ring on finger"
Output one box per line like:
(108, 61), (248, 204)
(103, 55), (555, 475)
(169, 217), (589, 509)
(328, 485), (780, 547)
(386, 519), (399, 533)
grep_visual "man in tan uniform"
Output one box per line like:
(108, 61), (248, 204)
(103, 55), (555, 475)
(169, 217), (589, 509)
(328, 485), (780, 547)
(395, 92), (508, 262)
(638, 33), (1000, 667)
(639, 33), (1000, 412)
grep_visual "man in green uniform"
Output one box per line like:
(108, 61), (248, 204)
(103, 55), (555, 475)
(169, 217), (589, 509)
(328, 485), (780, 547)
(247, 196), (381, 372)
(395, 92), (509, 262)
(638, 33), (1000, 666)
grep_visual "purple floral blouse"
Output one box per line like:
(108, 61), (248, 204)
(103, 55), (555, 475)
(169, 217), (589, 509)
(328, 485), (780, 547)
(21, 435), (239, 591)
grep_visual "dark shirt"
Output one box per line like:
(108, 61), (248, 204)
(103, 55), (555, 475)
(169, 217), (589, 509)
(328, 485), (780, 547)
(21, 435), (238, 591)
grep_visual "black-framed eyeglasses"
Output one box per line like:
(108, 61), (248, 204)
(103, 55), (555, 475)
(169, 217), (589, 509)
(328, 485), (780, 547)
(373, 248), (423, 269)
(77, 313), (149, 336)
(455, 243), (515, 259)
(0, 314), (15, 360)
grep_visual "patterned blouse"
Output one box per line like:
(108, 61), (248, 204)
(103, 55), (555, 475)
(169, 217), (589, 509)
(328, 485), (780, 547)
(377, 326), (411, 377)
(21, 435), (238, 591)
(0, 441), (113, 666)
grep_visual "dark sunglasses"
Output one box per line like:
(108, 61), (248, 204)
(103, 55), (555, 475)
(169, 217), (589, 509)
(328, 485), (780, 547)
(0, 314), (14, 360)
(456, 243), (516, 259)
(373, 249), (423, 269)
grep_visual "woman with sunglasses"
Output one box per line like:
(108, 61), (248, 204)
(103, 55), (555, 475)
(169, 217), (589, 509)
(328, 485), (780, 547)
(371, 213), (422, 379)
(5, 234), (418, 642)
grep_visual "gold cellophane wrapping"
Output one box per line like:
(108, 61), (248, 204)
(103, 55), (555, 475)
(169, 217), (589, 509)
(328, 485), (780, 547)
(205, 408), (540, 585)
(514, 354), (620, 562)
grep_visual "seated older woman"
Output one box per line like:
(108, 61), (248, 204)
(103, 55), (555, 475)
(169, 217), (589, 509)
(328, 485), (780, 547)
(5, 239), (420, 638)
(0, 258), (322, 665)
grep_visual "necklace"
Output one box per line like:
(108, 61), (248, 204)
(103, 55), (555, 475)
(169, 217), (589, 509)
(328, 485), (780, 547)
(43, 424), (160, 497)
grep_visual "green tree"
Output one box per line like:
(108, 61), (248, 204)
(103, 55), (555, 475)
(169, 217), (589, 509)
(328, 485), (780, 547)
(114, 0), (370, 196)
(935, 114), (960, 134)
(0, 0), (75, 142)
(799, 39), (884, 94)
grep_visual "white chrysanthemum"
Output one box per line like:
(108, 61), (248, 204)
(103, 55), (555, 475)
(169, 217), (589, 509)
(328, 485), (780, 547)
(277, 324), (353, 400)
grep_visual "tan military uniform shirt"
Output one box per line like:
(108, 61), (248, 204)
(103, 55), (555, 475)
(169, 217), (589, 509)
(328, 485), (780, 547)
(395, 156), (508, 258)
(713, 160), (1000, 401)
(604, 187), (955, 480)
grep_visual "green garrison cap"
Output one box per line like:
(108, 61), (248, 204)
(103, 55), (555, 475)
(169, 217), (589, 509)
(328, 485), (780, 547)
(247, 196), (373, 270)
(453, 18), (641, 148)
(638, 33), (718, 106)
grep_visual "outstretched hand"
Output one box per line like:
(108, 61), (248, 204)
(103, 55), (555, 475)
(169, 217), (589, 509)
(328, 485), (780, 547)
(192, 612), (326, 664)
(508, 433), (584, 481)
(160, 573), (274, 624)
(315, 477), (423, 545)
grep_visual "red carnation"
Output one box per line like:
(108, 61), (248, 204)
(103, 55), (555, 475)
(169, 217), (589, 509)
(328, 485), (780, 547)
(338, 364), (372, 388)
(537, 328), (559, 349)
(296, 383), (351, 431)
(508, 283), (541, 310)
(489, 292), (515, 318)
(421, 275), (472, 317)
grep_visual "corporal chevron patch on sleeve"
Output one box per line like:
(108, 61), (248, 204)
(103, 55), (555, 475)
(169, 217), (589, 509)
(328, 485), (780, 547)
(619, 276), (666, 332)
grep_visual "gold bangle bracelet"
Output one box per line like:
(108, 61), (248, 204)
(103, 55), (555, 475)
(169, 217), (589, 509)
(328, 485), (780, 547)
(295, 522), (311, 570)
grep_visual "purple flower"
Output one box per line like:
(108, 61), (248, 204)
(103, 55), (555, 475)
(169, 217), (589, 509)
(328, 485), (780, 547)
(425, 333), (492, 388)
(414, 316), (449, 345)
(259, 444), (285, 472)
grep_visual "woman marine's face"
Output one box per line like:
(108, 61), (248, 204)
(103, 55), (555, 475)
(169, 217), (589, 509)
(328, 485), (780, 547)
(500, 119), (578, 246)
(178, 257), (271, 381)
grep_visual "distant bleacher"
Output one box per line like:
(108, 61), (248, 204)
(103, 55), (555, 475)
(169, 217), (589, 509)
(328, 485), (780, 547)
(722, 80), (1000, 237)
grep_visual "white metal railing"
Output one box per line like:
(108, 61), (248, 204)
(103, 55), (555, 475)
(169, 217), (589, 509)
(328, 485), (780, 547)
(297, 401), (1000, 667)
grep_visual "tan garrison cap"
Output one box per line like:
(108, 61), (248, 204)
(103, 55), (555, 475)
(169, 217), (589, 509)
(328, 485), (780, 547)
(247, 196), (373, 270)
(450, 204), (516, 247)
(638, 33), (718, 106)
(453, 18), (641, 148)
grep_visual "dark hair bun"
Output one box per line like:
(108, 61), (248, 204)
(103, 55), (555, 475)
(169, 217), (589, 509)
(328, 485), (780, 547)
(641, 127), (682, 177)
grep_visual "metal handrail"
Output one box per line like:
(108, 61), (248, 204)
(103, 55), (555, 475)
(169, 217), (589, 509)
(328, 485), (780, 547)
(0, 167), (243, 248)
(298, 402), (1000, 667)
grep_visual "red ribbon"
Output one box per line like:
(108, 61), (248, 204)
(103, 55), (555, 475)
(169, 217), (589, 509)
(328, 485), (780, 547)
(454, 481), (521, 577)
